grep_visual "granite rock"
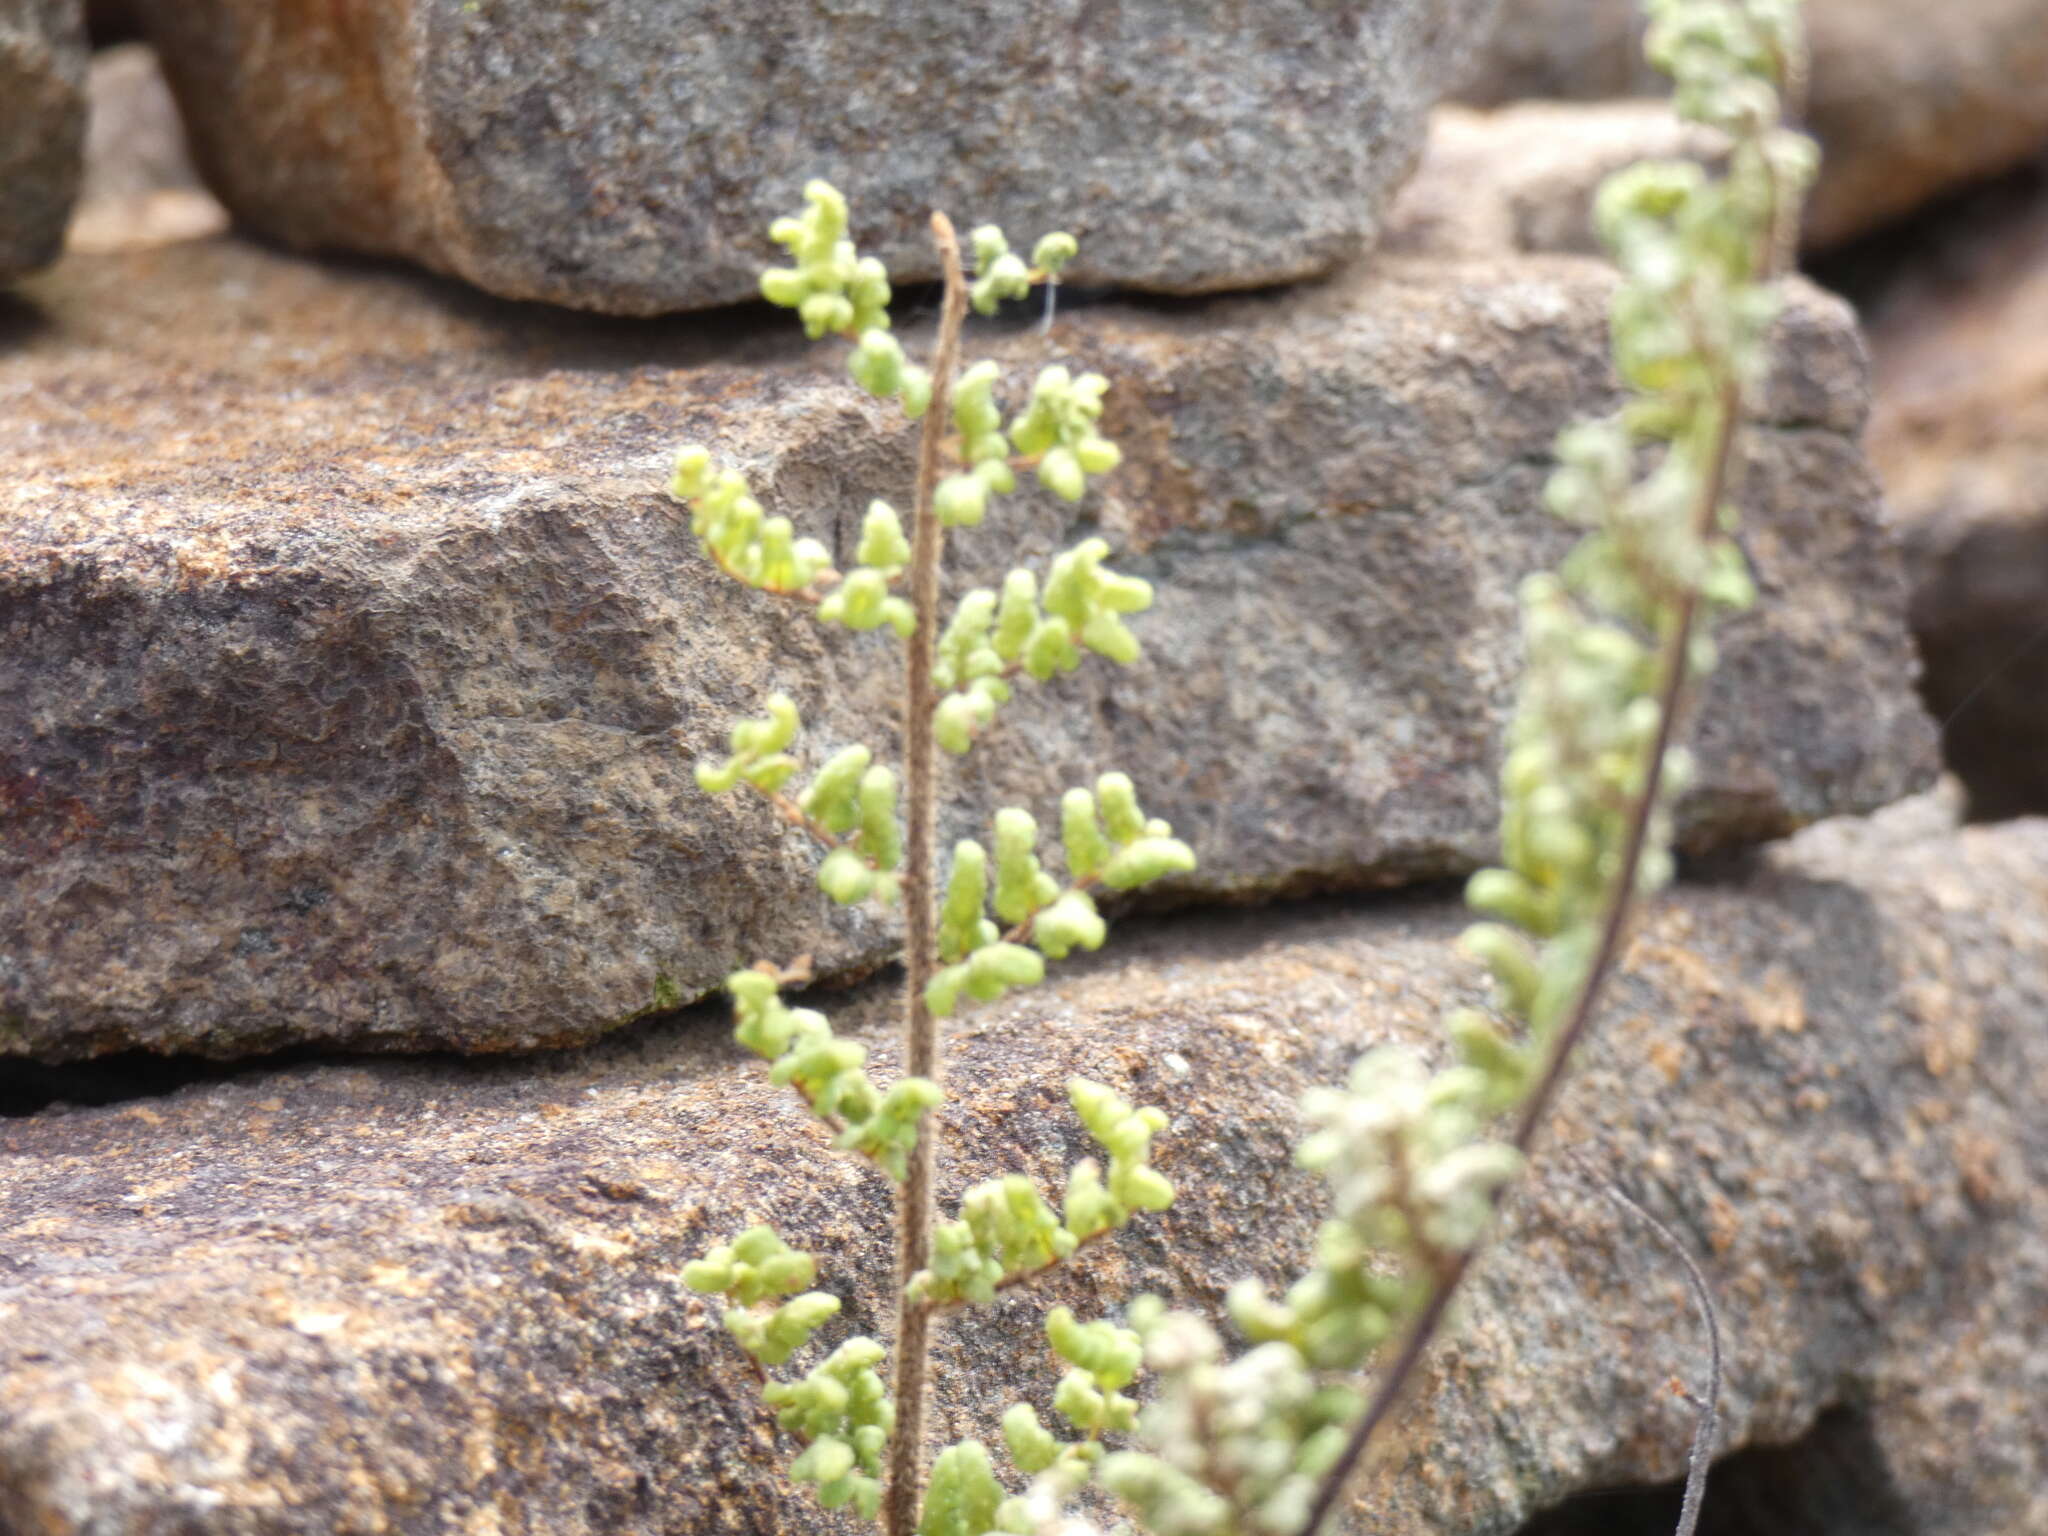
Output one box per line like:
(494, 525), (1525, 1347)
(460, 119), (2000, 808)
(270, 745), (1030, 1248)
(0, 224), (1937, 1060)
(1846, 155), (2048, 821)
(137, 0), (1497, 315)
(0, 0), (87, 282)
(1457, 0), (2048, 248)
(0, 800), (2043, 1533)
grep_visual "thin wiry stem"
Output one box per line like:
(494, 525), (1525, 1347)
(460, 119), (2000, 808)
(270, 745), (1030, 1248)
(1297, 386), (1743, 1536)
(1595, 1178), (1723, 1536)
(882, 210), (971, 1536)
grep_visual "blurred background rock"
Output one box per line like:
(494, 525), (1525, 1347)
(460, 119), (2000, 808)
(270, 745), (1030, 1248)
(1457, 0), (2048, 249)
(64, 41), (226, 254)
(1449, 0), (2048, 826)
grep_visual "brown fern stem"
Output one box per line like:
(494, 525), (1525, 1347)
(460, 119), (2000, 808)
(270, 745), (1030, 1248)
(882, 211), (971, 1536)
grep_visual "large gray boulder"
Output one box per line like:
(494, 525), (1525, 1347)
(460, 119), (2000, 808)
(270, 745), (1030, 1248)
(137, 0), (1497, 315)
(0, 0), (87, 282)
(0, 217), (1936, 1060)
(1, 799), (2042, 1534)
(1457, 0), (2048, 248)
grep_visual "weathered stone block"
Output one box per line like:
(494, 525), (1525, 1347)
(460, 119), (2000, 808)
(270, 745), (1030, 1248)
(0, 0), (87, 282)
(1, 801), (2042, 1533)
(138, 0), (1497, 314)
(0, 223), (1937, 1059)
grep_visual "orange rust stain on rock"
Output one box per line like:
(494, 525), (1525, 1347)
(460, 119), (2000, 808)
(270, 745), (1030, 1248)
(1647, 1036), (1687, 1086)
(1953, 1129), (2009, 1207)
(1919, 1010), (1981, 1079)
(1095, 369), (1207, 553)
(1705, 1191), (1740, 1256)
(1741, 965), (1807, 1035)
(260, 0), (415, 236)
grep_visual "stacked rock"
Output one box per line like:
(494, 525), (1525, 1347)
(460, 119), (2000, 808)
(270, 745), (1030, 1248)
(1848, 160), (2048, 824)
(1445, 1), (2048, 831)
(1456, 0), (2048, 248)
(0, 0), (87, 282)
(1, 6), (2043, 1534)
(139, 0), (1497, 313)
